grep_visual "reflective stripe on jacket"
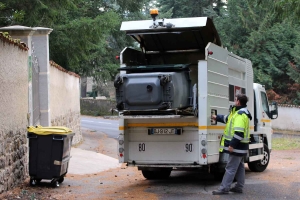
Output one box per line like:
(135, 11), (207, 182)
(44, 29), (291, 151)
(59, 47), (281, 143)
(217, 106), (251, 156)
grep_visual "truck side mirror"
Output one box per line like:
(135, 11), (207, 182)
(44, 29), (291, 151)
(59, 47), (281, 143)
(269, 101), (278, 119)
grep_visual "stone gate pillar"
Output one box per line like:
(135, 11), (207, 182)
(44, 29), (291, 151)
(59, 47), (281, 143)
(32, 27), (53, 126)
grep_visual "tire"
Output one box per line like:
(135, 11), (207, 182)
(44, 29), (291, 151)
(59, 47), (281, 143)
(51, 180), (59, 188)
(158, 170), (171, 179)
(114, 74), (122, 88)
(142, 170), (171, 180)
(248, 144), (270, 172)
(58, 177), (64, 183)
(29, 178), (36, 186)
(36, 179), (42, 184)
(213, 172), (224, 181)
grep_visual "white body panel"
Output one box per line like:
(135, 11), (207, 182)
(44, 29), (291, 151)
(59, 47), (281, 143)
(121, 17), (208, 31)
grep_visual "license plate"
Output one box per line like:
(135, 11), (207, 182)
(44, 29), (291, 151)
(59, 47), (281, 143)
(149, 128), (182, 135)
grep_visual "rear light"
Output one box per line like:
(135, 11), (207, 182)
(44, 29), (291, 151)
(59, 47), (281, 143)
(201, 148), (207, 158)
(119, 148), (124, 153)
(115, 55), (120, 60)
(119, 140), (124, 145)
(119, 153), (123, 157)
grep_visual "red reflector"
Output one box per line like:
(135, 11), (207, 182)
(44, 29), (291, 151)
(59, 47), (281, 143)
(116, 55), (120, 60)
(120, 153), (123, 157)
(202, 154), (207, 158)
(208, 51), (213, 55)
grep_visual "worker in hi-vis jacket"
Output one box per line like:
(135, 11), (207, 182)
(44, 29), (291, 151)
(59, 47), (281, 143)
(212, 93), (252, 195)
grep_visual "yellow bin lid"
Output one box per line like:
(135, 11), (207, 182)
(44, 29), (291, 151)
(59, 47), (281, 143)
(27, 125), (73, 135)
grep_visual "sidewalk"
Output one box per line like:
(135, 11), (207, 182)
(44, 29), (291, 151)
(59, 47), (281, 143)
(67, 147), (121, 175)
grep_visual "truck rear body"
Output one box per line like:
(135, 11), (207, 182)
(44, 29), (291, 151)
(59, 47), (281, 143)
(116, 16), (278, 175)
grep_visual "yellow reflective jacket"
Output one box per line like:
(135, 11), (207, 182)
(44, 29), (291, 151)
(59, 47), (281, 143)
(217, 106), (252, 156)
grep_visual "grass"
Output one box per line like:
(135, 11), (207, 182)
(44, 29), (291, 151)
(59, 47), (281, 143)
(272, 137), (300, 150)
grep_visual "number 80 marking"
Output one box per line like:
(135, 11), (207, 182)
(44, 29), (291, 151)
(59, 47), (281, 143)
(139, 143), (146, 152)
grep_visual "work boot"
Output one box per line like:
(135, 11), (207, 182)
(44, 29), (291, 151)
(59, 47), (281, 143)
(229, 187), (243, 193)
(212, 190), (229, 195)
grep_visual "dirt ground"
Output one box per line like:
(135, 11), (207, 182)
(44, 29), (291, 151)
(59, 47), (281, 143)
(1, 148), (300, 200)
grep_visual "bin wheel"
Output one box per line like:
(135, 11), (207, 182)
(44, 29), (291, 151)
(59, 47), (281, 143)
(58, 177), (64, 183)
(30, 178), (37, 186)
(36, 179), (42, 184)
(51, 180), (59, 188)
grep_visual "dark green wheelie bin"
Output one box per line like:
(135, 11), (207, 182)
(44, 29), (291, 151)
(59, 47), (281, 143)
(27, 126), (75, 187)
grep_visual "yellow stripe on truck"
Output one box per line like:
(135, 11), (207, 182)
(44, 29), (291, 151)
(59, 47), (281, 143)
(128, 122), (198, 127)
(119, 122), (198, 130)
(261, 119), (271, 123)
(199, 126), (225, 130)
(119, 124), (255, 130)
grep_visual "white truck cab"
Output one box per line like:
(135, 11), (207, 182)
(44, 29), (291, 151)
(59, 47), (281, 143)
(115, 13), (278, 179)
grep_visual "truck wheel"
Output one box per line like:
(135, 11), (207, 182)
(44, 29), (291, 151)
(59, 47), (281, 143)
(142, 170), (156, 179)
(213, 172), (224, 181)
(248, 144), (270, 172)
(157, 170), (171, 179)
(142, 170), (171, 180)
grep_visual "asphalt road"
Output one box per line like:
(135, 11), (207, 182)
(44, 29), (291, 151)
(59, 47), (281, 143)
(81, 116), (119, 139)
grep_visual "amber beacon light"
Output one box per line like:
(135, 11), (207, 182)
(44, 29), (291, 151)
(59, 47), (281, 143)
(150, 9), (159, 21)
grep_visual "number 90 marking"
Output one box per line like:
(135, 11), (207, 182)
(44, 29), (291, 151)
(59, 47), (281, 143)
(185, 143), (193, 152)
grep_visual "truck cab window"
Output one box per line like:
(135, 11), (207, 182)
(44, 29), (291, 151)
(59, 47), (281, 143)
(261, 92), (270, 117)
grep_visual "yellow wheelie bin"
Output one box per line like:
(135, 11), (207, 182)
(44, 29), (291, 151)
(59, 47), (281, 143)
(27, 126), (75, 187)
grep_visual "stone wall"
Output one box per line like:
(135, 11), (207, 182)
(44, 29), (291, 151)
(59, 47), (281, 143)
(0, 33), (29, 193)
(49, 61), (82, 144)
(80, 99), (116, 116)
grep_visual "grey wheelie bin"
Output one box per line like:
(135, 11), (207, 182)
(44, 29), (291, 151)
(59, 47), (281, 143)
(27, 126), (75, 187)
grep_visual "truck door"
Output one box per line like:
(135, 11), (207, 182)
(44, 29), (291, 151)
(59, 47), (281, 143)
(253, 90), (257, 131)
(255, 88), (272, 147)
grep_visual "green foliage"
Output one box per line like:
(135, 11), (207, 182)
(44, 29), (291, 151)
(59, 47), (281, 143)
(0, 2), (5, 10)
(272, 137), (300, 150)
(0, 0), (77, 26)
(275, 0), (300, 21)
(50, 11), (120, 75)
(244, 22), (300, 90)
(215, 0), (300, 104)
(157, 0), (224, 18)
(214, 0), (257, 52)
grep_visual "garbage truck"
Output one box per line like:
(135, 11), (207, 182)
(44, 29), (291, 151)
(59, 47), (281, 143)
(114, 10), (278, 179)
